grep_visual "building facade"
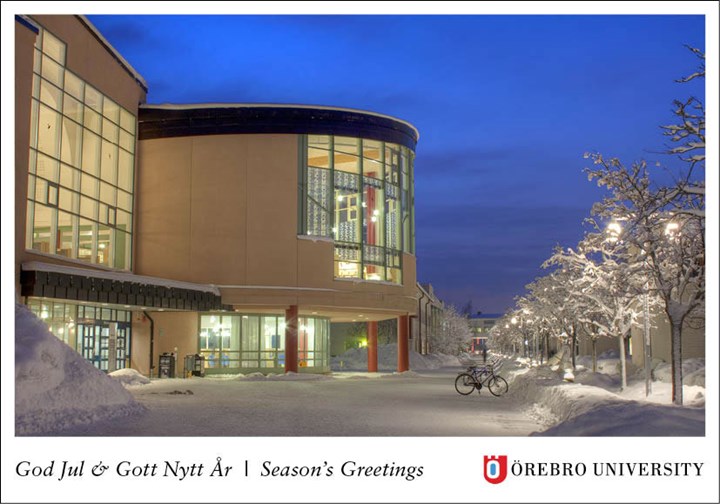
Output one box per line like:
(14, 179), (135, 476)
(15, 15), (419, 376)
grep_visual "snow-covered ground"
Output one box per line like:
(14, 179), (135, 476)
(14, 306), (705, 436)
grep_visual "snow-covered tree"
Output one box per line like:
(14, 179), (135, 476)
(586, 157), (704, 404)
(661, 46), (705, 218)
(430, 305), (473, 355)
(544, 229), (648, 388)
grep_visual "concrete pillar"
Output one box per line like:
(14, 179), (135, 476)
(397, 314), (409, 372)
(367, 321), (378, 372)
(285, 305), (298, 373)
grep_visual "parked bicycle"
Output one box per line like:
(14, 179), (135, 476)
(454, 361), (508, 397)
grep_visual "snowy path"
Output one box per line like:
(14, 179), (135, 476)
(56, 368), (543, 436)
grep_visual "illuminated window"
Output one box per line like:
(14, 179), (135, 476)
(300, 135), (414, 284)
(26, 26), (137, 270)
(199, 315), (329, 371)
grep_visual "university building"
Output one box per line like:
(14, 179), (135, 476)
(15, 15), (420, 376)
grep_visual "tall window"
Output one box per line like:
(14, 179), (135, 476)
(26, 28), (137, 270)
(300, 135), (415, 284)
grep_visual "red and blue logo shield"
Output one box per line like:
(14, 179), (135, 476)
(483, 455), (508, 484)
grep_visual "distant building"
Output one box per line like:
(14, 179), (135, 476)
(468, 312), (502, 354)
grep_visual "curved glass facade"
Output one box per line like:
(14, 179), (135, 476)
(300, 135), (415, 284)
(199, 314), (330, 372)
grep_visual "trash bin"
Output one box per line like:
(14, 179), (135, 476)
(183, 354), (205, 377)
(193, 354), (205, 377)
(158, 352), (176, 378)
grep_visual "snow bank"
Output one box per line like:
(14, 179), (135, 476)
(502, 354), (705, 436)
(109, 368), (151, 387)
(653, 358), (705, 387)
(331, 344), (460, 371)
(15, 304), (145, 435)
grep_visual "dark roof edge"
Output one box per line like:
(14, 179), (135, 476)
(139, 104), (419, 150)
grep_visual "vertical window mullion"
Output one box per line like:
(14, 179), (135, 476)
(359, 139), (364, 277)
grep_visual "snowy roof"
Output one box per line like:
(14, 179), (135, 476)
(22, 261), (220, 295)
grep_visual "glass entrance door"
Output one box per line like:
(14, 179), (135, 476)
(79, 321), (130, 371)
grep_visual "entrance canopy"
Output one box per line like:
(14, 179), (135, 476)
(20, 261), (225, 311)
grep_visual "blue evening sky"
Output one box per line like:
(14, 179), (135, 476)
(87, 14), (705, 313)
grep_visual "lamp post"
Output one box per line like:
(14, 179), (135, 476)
(607, 220), (651, 393)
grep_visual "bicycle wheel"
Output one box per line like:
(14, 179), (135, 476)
(488, 376), (508, 397)
(455, 373), (476, 395)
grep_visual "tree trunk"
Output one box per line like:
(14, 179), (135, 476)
(618, 333), (627, 390)
(592, 338), (597, 373)
(570, 327), (577, 370)
(671, 321), (684, 405)
(544, 333), (550, 362)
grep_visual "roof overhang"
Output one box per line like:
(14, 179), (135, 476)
(20, 262), (226, 311)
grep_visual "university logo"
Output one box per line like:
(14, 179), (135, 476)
(483, 455), (508, 484)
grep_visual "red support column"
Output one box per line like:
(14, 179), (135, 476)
(397, 314), (409, 372)
(285, 305), (298, 373)
(367, 321), (378, 372)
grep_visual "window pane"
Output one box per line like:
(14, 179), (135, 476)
(78, 218), (95, 262)
(334, 243), (361, 279)
(37, 104), (60, 157)
(116, 209), (132, 233)
(241, 316), (260, 367)
(117, 190), (132, 212)
(334, 136), (359, 155)
(385, 183), (401, 250)
(118, 150), (134, 192)
(63, 93), (83, 123)
(64, 71), (84, 100)
(97, 225), (112, 266)
(84, 107), (101, 133)
(59, 164), (80, 190)
(42, 31), (66, 65)
(334, 171), (360, 243)
(363, 176), (384, 248)
(308, 147), (330, 168)
(119, 108), (136, 134)
(61, 117), (82, 167)
(81, 173), (99, 199)
(363, 139), (383, 161)
(334, 152), (359, 174)
(39, 79), (62, 110)
(81, 130), (101, 175)
(308, 135), (330, 150)
(103, 97), (120, 124)
(80, 195), (97, 220)
(385, 145), (400, 184)
(100, 181), (117, 206)
(101, 141), (118, 184)
(114, 230), (131, 270)
(35, 177), (48, 204)
(36, 153), (59, 182)
(306, 166), (331, 237)
(57, 211), (75, 258)
(32, 204), (54, 254)
(41, 55), (63, 88)
(58, 187), (74, 211)
(119, 129), (135, 154)
(102, 118), (119, 143)
(85, 85), (102, 112)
